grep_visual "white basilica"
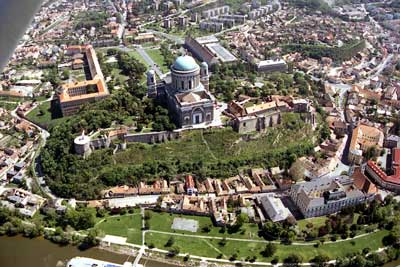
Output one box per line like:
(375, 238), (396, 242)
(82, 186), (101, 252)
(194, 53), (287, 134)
(147, 55), (215, 128)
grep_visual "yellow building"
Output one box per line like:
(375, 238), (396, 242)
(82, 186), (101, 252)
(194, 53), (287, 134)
(348, 124), (384, 164)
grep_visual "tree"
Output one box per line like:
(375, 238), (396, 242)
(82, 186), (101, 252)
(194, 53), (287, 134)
(289, 159), (305, 181)
(230, 253), (238, 261)
(368, 252), (388, 266)
(168, 246), (180, 257)
(80, 228), (101, 249)
(261, 242), (277, 257)
(236, 213), (249, 226)
(271, 256), (279, 265)
(284, 253), (303, 266)
(218, 237), (227, 247)
(383, 226), (400, 247)
(312, 254), (330, 267)
(96, 208), (107, 218)
(261, 221), (283, 240)
(350, 255), (366, 267)
(38, 105), (47, 116)
(43, 67), (60, 87)
(165, 236), (175, 247)
(61, 69), (70, 80)
(365, 146), (380, 161)
(202, 224), (212, 233)
(144, 210), (152, 220)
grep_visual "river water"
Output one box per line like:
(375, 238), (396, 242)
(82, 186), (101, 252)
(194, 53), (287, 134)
(0, 236), (176, 267)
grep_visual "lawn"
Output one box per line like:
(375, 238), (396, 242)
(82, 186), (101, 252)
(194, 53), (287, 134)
(0, 102), (18, 110)
(70, 69), (87, 82)
(111, 68), (129, 85)
(297, 216), (328, 232)
(145, 49), (169, 73)
(95, 213), (142, 245)
(26, 101), (68, 128)
(297, 213), (363, 236)
(0, 95), (27, 102)
(128, 51), (150, 68)
(147, 211), (261, 240)
(145, 232), (221, 258)
(145, 230), (389, 262)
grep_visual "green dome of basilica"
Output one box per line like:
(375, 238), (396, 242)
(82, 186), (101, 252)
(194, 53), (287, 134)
(172, 55), (199, 71)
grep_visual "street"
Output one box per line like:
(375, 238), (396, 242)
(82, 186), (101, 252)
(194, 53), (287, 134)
(135, 46), (165, 78)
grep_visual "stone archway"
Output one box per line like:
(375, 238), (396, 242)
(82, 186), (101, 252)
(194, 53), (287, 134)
(192, 108), (204, 124)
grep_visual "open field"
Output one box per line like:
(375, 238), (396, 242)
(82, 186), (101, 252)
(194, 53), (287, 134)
(95, 213), (142, 245)
(0, 95), (29, 102)
(26, 101), (69, 128)
(297, 216), (328, 232)
(128, 50), (151, 68)
(0, 102), (18, 110)
(145, 49), (169, 73)
(89, 209), (389, 263)
(145, 230), (388, 262)
(111, 68), (129, 85)
(147, 211), (261, 240)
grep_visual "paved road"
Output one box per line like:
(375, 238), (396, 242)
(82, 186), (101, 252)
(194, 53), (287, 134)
(11, 97), (55, 199)
(147, 29), (184, 45)
(136, 46), (164, 78)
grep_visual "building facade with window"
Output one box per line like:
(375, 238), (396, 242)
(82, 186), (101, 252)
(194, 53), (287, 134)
(290, 176), (374, 218)
(147, 55), (215, 128)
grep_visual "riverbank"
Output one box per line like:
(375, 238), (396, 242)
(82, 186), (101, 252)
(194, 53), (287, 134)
(2, 231), (400, 267)
(98, 242), (184, 267)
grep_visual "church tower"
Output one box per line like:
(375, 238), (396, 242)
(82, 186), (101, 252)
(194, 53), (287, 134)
(146, 69), (157, 97)
(200, 62), (209, 91)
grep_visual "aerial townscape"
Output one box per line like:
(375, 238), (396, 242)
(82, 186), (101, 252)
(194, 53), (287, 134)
(1, 0), (400, 266)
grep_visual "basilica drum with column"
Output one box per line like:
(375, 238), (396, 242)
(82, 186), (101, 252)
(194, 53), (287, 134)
(147, 55), (215, 128)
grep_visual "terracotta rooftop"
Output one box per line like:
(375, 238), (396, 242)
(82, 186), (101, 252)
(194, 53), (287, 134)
(352, 167), (378, 194)
(60, 45), (108, 103)
(59, 79), (108, 102)
(367, 148), (400, 185)
(349, 124), (384, 152)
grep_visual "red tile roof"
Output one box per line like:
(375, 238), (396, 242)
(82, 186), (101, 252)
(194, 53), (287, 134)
(185, 175), (195, 189)
(367, 148), (400, 185)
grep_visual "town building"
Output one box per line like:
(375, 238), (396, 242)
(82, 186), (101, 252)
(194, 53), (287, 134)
(2, 188), (46, 217)
(202, 6), (230, 19)
(185, 175), (197, 195)
(178, 16), (187, 27)
(255, 59), (288, 73)
(134, 32), (156, 44)
(164, 19), (172, 29)
(365, 148), (400, 192)
(384, 134), (400, 149)
(199, 21), (224, 32)
(227, 96), (315, 134)
(185, 36), (237, 66)
(290, 176), (374, 218)
(257, 193), (292, 222)
(248, 5), (273, 20)
(58, 45), (109, 116)
(348, 124), (384, 164)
